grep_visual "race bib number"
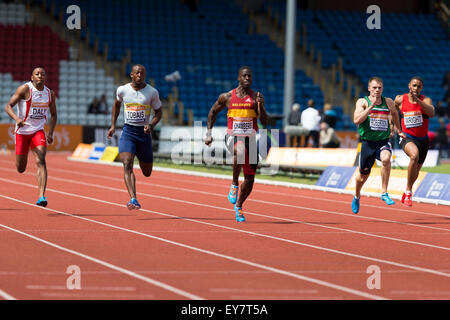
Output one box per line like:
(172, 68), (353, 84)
(29, 103), (48, 120)
(232, 118), (254, 135)
(369, 113), (388, 131)
(124, 103), (150, 124)
(403, 111), (423, 128)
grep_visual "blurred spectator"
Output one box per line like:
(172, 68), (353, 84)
(301, 99), (321, 147)
(447, 97), (450, 118)
(436, 118), (449, 158)
(320, 121), (340, 148)
(286, 103), (303, 147)
(98, 94), (108, 114)
(428, 131), (437, 149)
(88, 97), (100, 114)
(442, 71), (450, 101)
(435, 101), (446, 118)
(321, 103), (337, 128)
(288, 103), (301, 125)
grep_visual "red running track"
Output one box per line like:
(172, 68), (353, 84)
(0, 153), (449, 300)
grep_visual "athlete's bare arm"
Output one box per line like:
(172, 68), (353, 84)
(4, 84), (29, 127)
(47, 90), (57, 144)
(107, 99), (122, 138)
(353, 98), (373, 125)
(205, 92), (230, 146)
(385, 97), (405, 138)
(144, 107), (162, 134)
(414, 95), (434, 118)
(255, 92), (268, 126)
(394, 95), (403, 111)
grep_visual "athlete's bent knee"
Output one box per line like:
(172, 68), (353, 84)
(381, 158), (390, 167)
(142, 168), (152, 177)
(16, 165), (26, 173)
(409, 153), (419, 163)
(122, 160), (134, 172)
(36, 158), (46, 167)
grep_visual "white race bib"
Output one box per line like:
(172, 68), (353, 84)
(29, 102), (49, 120)
(369, 113), (388, 131)
(124, 103), (150, 125)
(232, 117), (254, 135)
(403, 111), (423, 128)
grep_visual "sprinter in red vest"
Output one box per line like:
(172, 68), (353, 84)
(394, 76), (435, 206)
(205, 66), (268, 222)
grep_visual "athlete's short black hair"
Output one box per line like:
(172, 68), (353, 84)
(410, 76), (423, 85)
(131, 64), (146, 72)
(32, 67), (46, 75)
(238, 66), (252, 75)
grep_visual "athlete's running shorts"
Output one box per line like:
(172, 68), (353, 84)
(224, 134), (258, 176)
(359, 139), (392, 175)
(118, 124), (153, 163)
(399, 134), (429, 165)
(15, 130), (47, 155)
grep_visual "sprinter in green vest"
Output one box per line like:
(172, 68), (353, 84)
(351, 77), (405, 214)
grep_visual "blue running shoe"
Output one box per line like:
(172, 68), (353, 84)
(228, 184), (238, 204)
(351, 196), (360, 214)
(127, 198), (141, 210)
(381, 192), (395, 205)
(234, 204), (246, 222)
(36, 196), (47, 207)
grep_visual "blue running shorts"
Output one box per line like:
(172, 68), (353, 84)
(359, 139), (392, 175)
(118, 124), (153, 163)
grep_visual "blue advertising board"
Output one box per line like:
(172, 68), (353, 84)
(414, 173), (450, 201)
(316, 166), (356, 189)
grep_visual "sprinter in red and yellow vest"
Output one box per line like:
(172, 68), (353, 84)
(394, 76), (435, 207)
(205, 66), (268, 222)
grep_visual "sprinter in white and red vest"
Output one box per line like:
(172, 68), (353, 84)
(4, 67), (57, 207)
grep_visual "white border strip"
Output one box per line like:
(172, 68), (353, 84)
(67, 157), (450, 206)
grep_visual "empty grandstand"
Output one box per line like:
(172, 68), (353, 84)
(0, 0), (449, 149)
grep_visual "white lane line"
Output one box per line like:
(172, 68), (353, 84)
(0, 223), (203, 300)
(156, 174), (450, 218)
(2, 179), (450, 278)
(0, 194), (387, 300)
(0, 160), (450, 219)
(49, 176), (450, 248)
(2, 159), (445, 218)
(0, 289), (16, 300)
(11, 165), (448, 229)
(63, 157), (450, 206)
(34, 164), (450, 219)
(2, 175), (450, 254)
